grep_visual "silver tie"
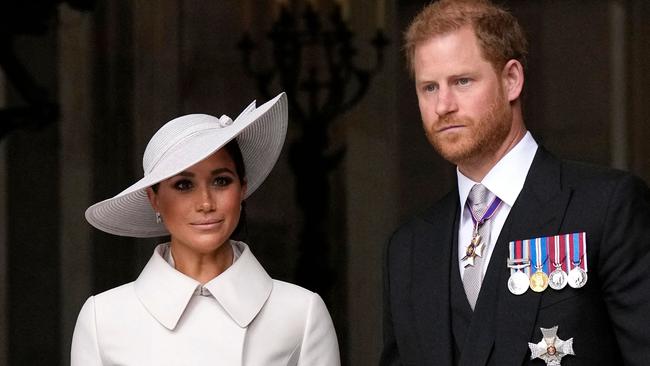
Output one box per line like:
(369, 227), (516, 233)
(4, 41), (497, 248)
(463, 184), (493, 310)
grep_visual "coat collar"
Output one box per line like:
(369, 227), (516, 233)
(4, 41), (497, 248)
(134, 241), (273, 330)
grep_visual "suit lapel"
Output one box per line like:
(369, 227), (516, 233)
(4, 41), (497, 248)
(411, 192), (458, 365)
(494, 148), (573, 365)
(458, 148), (573, 366)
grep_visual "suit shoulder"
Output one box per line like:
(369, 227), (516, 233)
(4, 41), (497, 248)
(561, 159), (648, 191)
(390, 190), (456, 244)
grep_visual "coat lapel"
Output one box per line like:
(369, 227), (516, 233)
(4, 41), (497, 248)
(494, 148), (572, 365)
(458, 148), (573, 366)
(411, 192), (458, 365)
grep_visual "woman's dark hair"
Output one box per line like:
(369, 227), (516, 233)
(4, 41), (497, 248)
(223, 138), (246, 185)
(224, 139), (248, 241)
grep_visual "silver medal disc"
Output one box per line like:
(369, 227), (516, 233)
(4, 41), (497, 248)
(568, 267), (588, 288)
(508, 271), (529, 295)
(548, 269), (568, 290)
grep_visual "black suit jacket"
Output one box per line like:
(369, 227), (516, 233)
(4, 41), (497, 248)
(381, 148), (650, 365)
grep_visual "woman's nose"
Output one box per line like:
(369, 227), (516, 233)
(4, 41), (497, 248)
(197, 188), (215, 212)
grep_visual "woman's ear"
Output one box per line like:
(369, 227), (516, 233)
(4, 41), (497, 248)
(146, 187), (159, 212)
(240, 179), (248, 202)
(502, 59), (524, 102)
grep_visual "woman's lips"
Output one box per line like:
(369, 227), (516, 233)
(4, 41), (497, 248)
(190, 219), (223, 229)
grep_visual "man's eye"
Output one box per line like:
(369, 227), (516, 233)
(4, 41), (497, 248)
(174, 180), (193, 191)
(457, 78), (471, 86)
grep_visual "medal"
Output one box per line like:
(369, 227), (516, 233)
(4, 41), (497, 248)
(507, 240), (530, 295)
(530, 270), (549, 292)
(530, 237), (549, 292)
(462, 229), (485, 267)
(509, 271), (530, 295)
(528, 325), (575, 365)
(567, 232), (588, 288)
(548, 269), (568, 290)
(461, 195), (502, 267)
(548, 235), (568, 290)
(508, 232), (588, 294)
(568, 267), (588, 288)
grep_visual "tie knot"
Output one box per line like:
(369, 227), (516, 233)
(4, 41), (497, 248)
(467, 184), (490, 217)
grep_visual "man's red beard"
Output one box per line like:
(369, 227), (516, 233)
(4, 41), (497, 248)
(424, 92), (512, 167)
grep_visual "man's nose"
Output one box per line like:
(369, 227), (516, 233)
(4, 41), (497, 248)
(435, 87), (458, 116)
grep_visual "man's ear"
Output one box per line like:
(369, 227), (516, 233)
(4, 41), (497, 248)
(146, 187), (159, 212)
(502, 59), (524, 102)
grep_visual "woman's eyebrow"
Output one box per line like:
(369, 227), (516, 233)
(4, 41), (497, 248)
(211, 167), (235, 175)
(174, 167), (235, 178)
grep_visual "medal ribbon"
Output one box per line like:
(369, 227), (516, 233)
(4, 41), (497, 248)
(549, 235), (558, 269)
(562, 234), (571, 273)
(531, 238), (547, 273)
(572, 232), (580, 270)
(530, 239), (537, 272)
(508, 241), (515, 275)
(516, 240), (523, 271)
(523, 239), (531, 276)
(556, 234), (567, 272)
(468, 195), (503, 227)
(541, 237), (549, 273)
(581, 232), (588, 271)
(508, 240), (527, 274)
(568, 232), (589, 272)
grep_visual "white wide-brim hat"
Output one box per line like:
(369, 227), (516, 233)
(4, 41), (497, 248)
(85, 92), (288, 238)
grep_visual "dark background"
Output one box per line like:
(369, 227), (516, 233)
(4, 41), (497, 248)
(0, 1), (648, 365)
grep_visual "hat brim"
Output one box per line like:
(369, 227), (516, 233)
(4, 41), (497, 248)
(85, 92), (288, 237)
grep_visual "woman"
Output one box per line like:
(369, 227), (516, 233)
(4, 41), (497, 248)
(71, 93), (340, 365)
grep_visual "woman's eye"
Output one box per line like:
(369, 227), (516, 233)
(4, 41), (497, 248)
(214, 176), (233, 187)
(173, 180), (193, 191)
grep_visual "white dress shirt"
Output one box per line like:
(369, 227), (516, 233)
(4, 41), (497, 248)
(71, 241), (340, 366)
(457, 132), (538, 279)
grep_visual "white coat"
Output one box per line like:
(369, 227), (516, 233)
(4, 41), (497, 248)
(71, 242), (340, 365)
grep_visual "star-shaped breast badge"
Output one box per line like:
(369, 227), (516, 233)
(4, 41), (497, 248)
(462, 235), (485, 267)
(528, 326), (574, 365)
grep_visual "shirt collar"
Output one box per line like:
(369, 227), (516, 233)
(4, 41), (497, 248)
(457, 131), (538, 209)
(134, 241), (272, 330)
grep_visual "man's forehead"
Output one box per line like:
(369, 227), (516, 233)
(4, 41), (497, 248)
(413, 28), (491, 80)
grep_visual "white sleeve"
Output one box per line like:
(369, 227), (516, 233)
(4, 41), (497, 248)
(297, 293), (341, 366)
(71, 296), (103, 366)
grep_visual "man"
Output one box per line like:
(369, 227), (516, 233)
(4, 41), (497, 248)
(381, 1), (650, 365)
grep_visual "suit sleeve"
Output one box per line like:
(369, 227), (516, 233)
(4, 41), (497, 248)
(380, 233), (401, 366)
(297, 293), (341, 366)
(599, 175), (650, 365)
(71, 296), (103, 366)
